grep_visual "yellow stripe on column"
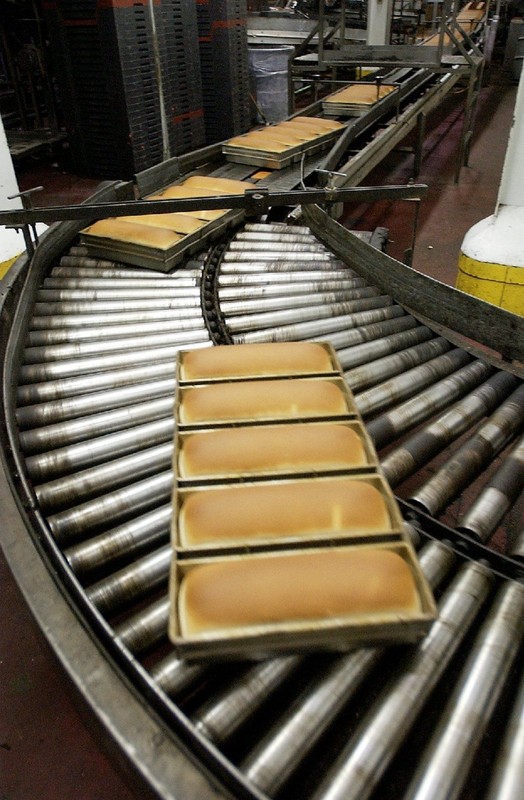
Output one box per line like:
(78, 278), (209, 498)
(456, 253), (524, 316)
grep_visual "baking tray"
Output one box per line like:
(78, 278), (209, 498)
(79, 208), (242, 273)
(176, 341), (342, 384)
(172, 472), (405, 556)
(168, 540), (437, 660)
(175, 375), (358, 429)
(322, 83), (399, 118)
(175, 419), (379, 485)
(222, 127), (343, 170)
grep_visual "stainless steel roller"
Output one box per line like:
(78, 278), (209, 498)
(220, 259), (344, 273)
(403, 580), (524, 800)
(218, 270), (356, 284)
(150, 654), (208, 700)
(355, 348), (472, 418)
(26, 317), (207, 346)
(380, 371), (520, 487)
(219, 287), (381, 317)
(457, 432), (524, 542)
(234, 306), (406, 345)
(218, 279), (367, 301)
(484, 666), (524, 800)
(47, 471), (173, 543)
(17, 377), (177, 429)
(225, 296), (393, 333)
(367, 359), (494, 449)
(43, 276), (199, 290)
(115, 596), (171, 655)
(86, 543), (171, 615)
(25, 417), (174, 482)
(235, 231), (323, 244)
(33, 297), (204, 315)
(65, 504), (171, 577)
(35, 442), (173, 511)
(310, 561), (494, 800)
(345, 337), (454, 393)
(18, 339), (207, 384)
(20, 395), (174, 454)
(411, 383), (524, 517)
(29, 309), (208, 329)
(222, 251), (337, 263)
(22, 327), (210, 365)
(337, 326), (434, 371)
(36, 286), (201, 301)
(314, 315), (417, 351)
(227, 241), (331, 253)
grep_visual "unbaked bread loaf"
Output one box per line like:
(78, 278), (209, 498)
(178, 477), (391, 547)
(284, 116), (343, 133)
(178, 378), (349, 424)
(84, 218), (182, 250)
(179, 342), (334, 381)
(177, 547), (420, 636)
(182, 175), (255, 194)
(148, 188), (227, 221)
(178, 422), (368, 478)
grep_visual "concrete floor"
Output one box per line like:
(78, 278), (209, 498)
(0, 62), (519, 800)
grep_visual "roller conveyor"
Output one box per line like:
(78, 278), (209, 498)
(2, 108), (524, 800)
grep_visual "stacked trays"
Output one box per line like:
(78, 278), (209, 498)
(169, 342), (437, 659)
(196, 0), (251, 144)
(79, 175), (255, 272)
(322, 83), (399, 117)
(43, 1), (205, 178)
(222, 116), (345, 169)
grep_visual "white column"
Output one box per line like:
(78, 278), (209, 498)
(366, 0), (394, 46)
(0, 115), (22, 210)
(496, 65), (524, 212)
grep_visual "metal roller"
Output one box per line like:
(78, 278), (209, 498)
(33, 297), (205, 315)
(47, 471), (173, 543)
(17, 377), (177, 429)
(220, 260), (344, 273)
(310, 561), (494, 800)
(345, 337), (454, 393)
(36, 286), (201, 302)
(218, 270), (357, 285)
(86, 544), (172, 615)
(25, 417), (174, 482)
(404, 580), (524, 800)
(235, 231), (323, 244)
(315, 315), (417, 351)
(150, 653), (208, 701)
(367, 359), (494, 449)
(219, 287), (380, 317)
(58, 256), (170, 274)
(240, 540), (456, 797)
(193, 657), (303, 746)
(228, 241), (331, 254)
(218, 279), (366, 301)
(26, 317), (207, 346)
(355, 348), (472, 418)
(115, 596), (171, 655)
(411, 383), (524, 517)
(43, 276), (199, 290)
(17, 361), (180, 406)
(235, 306), (406, 345)
(65, 504), (171, 577)
(18, 340), (207, 384)
(457, 432), (524, 542)
(35, 442), (173, 511)
(243, 222), (312, 234)
(225, 296), (393, 334)
(53, 264), (179, 279)
(484, 667), (524, 800)
(338, 326), (434, 372)
(22, 327), (210, 366)
(29, 309), (207, 330)
(19, 395), (174, 454)
(380, 371), (520, 487)
(223, 251), (337, 263)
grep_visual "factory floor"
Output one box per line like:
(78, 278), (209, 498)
(0, 62), (519, 800)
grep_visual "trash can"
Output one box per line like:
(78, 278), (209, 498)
(248, 45), (294, 123)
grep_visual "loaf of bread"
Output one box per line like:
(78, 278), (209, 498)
(119, 213), (204, 235)
(226, 132), (293, 153)
(178, 422), (368, 478)
(283, 116), (343, 133)
(179, 342), (334, 381)
(84, 218), (182, 249)
(177, 547), (420, 636)
(182, 175), (255, 194)
(178, 477), (391, 547)
(179, 378), (349, 424)
(324, 83), (396, 106)
(148, 187), (227, 221)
